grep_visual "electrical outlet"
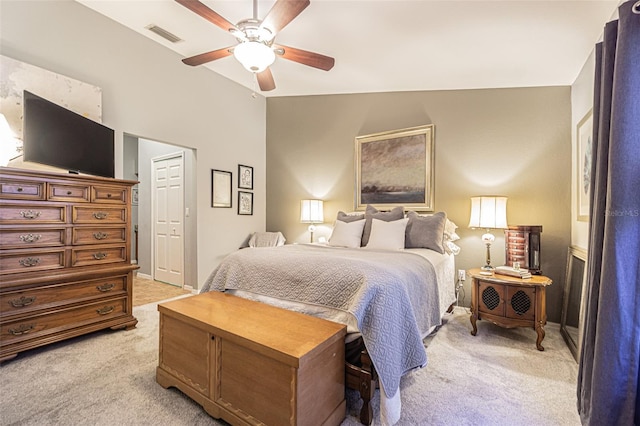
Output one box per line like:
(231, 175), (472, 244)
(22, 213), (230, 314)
(458, 269), (466, 281)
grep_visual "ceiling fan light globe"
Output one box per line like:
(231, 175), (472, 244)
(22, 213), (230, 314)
(234, 41), (275, 73)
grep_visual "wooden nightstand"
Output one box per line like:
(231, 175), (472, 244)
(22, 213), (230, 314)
(468, 268), (552, 351)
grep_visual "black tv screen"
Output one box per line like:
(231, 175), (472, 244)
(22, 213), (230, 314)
(23, 90), (115, 178)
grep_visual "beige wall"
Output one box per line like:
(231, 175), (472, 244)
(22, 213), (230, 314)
(1, 1), (267, 289)
(267, 87), (571, 322)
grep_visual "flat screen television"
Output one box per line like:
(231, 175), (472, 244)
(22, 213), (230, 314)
(23, 90), (115, 178)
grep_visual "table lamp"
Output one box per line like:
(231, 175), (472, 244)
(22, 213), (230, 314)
(468, 196), (508, 270)
(300, 199), (324, 243)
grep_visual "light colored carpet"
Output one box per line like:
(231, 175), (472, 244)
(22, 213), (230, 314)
(0, 301), (579, 425)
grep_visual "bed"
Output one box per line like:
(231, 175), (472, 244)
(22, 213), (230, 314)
(201, 207), (459, 425)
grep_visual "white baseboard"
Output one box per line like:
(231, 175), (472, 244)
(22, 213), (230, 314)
(184, 284), (197, 294)
(135, 272), (152, 280)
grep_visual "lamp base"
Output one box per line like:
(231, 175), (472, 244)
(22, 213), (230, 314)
(481, 264), (495, 271)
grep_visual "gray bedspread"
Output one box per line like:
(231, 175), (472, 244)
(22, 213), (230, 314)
(201, 244), (442, 398)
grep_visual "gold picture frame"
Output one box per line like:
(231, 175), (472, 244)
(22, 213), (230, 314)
(355, 124), (435, 211)
(576, 110), (593, 222)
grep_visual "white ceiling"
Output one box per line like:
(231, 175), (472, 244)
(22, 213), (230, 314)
(77, 0), (619, 98)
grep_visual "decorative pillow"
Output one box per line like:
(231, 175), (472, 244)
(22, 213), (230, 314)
(361, 205), (405, 247)
(405, 211), (446, 254)
(328, 219), (366, 248)
(417, 213), (460, 242)
(365, 218), (410, 251)
(336, 211), (365, 223)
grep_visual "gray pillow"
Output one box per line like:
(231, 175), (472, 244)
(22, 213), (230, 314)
(336, 211), (365, 223)
(404, 211), (446, 253)
(361, 205), (405, 247)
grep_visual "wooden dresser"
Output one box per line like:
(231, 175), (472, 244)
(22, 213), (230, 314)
(0, 167), (138, 362)
(157, 292), (347, 426)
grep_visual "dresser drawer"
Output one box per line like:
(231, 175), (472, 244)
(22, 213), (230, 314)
(72, 206), (126, 224)
(0, 297), (127, 346)
(92, 185), (127, 204)
(0, 228), (66, 249)
(72, 227), (126, 245)
(0, 178), (46, 200)
(0, 248), (66, 275)
(48, 183), (90, 202)
(72, 245), (126, 267)
(0, 275), (128, 318)
(0, 204), (66, 224)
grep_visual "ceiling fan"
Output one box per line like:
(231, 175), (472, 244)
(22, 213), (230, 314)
(175, 0), (335, 92)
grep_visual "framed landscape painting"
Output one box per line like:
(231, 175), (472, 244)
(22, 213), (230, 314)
(355, 124), (435, 211)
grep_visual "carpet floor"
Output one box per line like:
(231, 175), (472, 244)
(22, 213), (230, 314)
(0, 300), (580, 425)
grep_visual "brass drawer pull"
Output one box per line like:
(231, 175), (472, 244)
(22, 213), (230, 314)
(93, 212), (108, 220)
(107, 193), (112, 198)
(20, 210), (41, 219)
(93, 252), (108, 260)
(97, 306), (115, 315)
(19, 257), (41, 267)
(9, 323), (35, 335)
(96, 283), (115, 292)
(66, 190), (72, 195)
(10, 296), (36, 308)
(19, 233), (42, 243)
(17, 187), (23, 192)
(93, 232), (108, 240)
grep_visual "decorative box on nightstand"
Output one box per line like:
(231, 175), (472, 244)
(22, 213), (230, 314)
(504, 225), (542, 275)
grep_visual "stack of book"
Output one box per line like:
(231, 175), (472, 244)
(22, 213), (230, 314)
(495, 265), (532, 279)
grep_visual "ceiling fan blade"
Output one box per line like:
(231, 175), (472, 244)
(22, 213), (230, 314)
(260, 0), (310, 34)
(182, 46), (234, 66)
(175, 0), (238, 33)
(273, 44), (335, 71)
(257, 68), (276, 91)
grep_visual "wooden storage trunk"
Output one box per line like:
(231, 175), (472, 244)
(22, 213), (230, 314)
(156, 291), (347, 426)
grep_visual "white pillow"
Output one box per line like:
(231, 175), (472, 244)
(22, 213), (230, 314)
(328, 219), (366, 248)
(365, 218), (409, 251)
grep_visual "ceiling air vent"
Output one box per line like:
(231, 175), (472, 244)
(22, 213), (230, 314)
(146, 24), (183, 43)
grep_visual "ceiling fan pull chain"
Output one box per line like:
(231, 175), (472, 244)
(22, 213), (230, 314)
(253, 0), (258, 19)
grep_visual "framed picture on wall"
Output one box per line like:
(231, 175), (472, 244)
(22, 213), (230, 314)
(576, 110), (593, 222)
(238, 191), (253, 215)
(211, 169), (232, 208)
(238, 164), (253, 190)
(355, 124), (435, 211)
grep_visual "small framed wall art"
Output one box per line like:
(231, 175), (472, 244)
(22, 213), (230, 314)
(238, 164), (253, 190)
(238, 191), (253, 215)
(211, 169), (232, 208)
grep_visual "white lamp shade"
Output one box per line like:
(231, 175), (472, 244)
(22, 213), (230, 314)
(234, 41), (276, 73)
(468, 196), (508, 229)
(300, 199), (324, 223)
